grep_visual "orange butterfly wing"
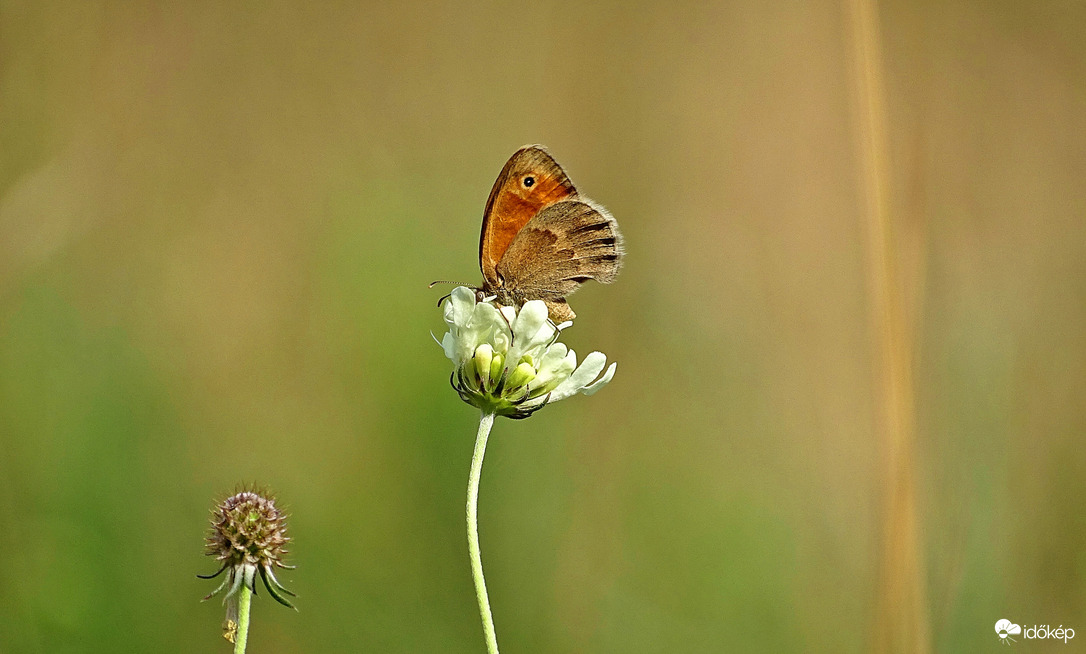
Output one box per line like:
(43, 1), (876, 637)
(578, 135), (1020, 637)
(479, 145), (577, 287)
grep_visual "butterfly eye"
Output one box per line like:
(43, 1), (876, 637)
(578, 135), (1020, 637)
(522, 175), (535, 188)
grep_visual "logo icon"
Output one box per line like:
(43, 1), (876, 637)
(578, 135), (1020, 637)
(996, 619), (1022, 644)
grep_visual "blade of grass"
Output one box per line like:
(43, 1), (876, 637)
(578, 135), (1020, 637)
(846, 0), (931, 652)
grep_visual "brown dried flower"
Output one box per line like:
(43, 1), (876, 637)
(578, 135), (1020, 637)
(198, 488), (297, 616)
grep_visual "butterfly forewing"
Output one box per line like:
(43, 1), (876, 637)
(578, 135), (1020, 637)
(479, 145), (577, 285)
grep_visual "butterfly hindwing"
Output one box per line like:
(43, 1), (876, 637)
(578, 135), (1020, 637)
(494, 198), (623, 318)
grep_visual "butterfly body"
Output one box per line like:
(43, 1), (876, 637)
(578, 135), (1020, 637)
(478, 145), (623, 322)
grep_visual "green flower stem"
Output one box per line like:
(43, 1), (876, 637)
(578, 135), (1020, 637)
(234, 585), (252, 654)
(468, 411), (499, 654)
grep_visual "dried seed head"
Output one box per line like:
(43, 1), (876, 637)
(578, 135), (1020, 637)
(199, 486), (297, 622)
(206, 489), (291, 571)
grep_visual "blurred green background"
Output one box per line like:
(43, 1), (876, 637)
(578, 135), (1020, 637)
(1, 1), (1084, 652)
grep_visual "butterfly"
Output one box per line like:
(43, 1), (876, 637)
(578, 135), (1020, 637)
(475, 145), (623, 322)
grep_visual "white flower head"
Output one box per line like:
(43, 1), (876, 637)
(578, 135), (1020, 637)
(440, 287), (616, 418)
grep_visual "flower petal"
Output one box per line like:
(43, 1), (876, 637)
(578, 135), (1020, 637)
(441, 332), (455, 360)
(528, 343), (570, 389)
(463, 302), (507, 356)
(550, 351), (608, 402)
(506, 300), (554, 363)
(512, 299), (548, 335)
(582, 362), (616, 395)
(443, 286), (476, 327)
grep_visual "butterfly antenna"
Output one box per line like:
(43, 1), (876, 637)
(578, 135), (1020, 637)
(428, 280), (472, 288)
(430, 280), (479, 307)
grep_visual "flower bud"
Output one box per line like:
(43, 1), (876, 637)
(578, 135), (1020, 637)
(474, 344), (494, 388)
(506, 362), (537, 390)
